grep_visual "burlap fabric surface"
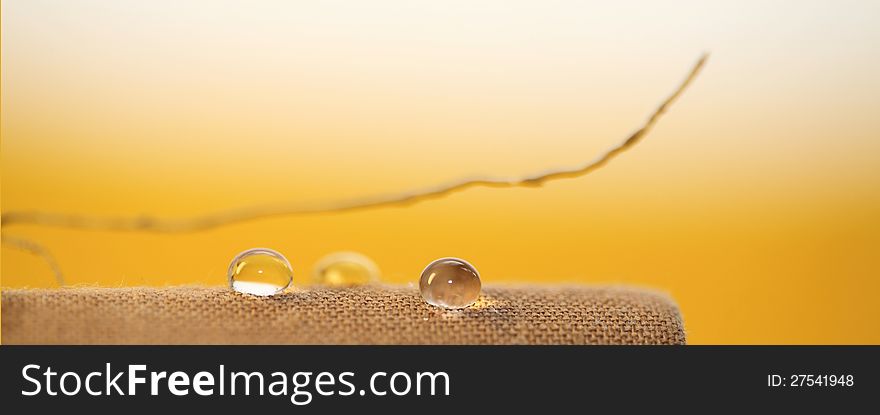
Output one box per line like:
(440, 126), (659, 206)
(2, 285), (685, 344)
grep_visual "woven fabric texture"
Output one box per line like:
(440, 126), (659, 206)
(1, 285), (685, 345)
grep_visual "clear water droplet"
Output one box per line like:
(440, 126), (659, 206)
(419, 257), (481, 309)
(313, 251), (380, 287)
(227, 248), (293, 296)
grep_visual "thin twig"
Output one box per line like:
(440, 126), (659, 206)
(1, 54), (708, 234)
(1, 235), (65, 285)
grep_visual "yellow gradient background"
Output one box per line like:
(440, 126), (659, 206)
(2, 1), (879, 344)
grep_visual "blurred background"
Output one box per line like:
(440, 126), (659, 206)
(2, 0), (879, 344)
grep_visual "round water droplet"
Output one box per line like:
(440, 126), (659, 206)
(313, 251), (380, 287)
(419, 257), (481, 309)
(227, 248), (293, 296)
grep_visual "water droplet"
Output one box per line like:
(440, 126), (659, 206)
(313, 251), (380, 287)
(419, 257), (481, 309)
(227, 248), (293, 296)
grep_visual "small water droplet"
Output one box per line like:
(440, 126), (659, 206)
(419, 257), (481, 309)
(313, 251), (380, 287)
(227, 248), (293, 296)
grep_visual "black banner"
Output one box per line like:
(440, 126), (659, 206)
(1, 346), (875, 412)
